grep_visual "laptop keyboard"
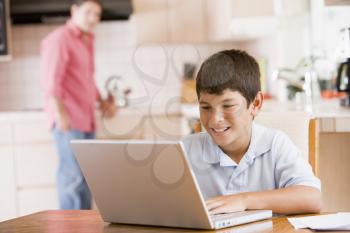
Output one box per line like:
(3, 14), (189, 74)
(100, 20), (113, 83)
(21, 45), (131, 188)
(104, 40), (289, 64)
(210, 211), (255, 221)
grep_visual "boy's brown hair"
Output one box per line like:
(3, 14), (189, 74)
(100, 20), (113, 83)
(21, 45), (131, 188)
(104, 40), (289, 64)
(72, 0), (102, 7)
(196, 49), (261, 107)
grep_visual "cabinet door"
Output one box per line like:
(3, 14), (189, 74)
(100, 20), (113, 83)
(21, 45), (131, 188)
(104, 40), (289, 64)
(167, 0), (207, 43)
(132, 0), (207, 43)
(131, 0), (169, 43)
(18, 187), (58, 216)
(318, 133), (350, 212)
(13, 118), (52, 144)
(15, 144), (58, 187)
(0, 147), (17, 221)
(0, 123), (12, 144)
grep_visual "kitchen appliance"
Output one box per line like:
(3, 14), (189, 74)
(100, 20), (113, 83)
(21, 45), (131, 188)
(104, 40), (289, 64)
(105, 75), (131, 108)
(336, 27), (350, 106)
(10, 0), (133, 24)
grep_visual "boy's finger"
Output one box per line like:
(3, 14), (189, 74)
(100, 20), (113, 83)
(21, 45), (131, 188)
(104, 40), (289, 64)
(209, 204), (226, 215)
(206, 200), (223, 211)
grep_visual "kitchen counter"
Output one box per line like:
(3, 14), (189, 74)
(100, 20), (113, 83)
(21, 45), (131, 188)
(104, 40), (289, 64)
(1, 98), (349, 120)
(182, 99), (350, 133)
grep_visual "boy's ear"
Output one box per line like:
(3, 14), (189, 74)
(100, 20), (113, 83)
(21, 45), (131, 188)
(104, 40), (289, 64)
(251, 92), (263, 117)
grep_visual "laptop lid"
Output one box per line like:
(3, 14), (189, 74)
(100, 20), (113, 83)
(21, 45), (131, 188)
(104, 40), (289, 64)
(71, 140), (213, 229)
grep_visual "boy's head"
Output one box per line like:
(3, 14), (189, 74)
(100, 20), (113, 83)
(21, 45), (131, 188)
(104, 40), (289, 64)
(71, 0), (102, 33)
(196, 49), (263, 152)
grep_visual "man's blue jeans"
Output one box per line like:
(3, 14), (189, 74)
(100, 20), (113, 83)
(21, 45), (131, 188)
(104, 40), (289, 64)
(52, 128), (95, 209)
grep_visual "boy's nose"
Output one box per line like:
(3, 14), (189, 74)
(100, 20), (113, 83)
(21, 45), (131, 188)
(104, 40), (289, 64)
(210, 110), (224, 123)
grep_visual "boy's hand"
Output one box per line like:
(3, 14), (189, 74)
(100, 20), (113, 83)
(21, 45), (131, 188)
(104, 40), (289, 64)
(206, 193), (247, 215)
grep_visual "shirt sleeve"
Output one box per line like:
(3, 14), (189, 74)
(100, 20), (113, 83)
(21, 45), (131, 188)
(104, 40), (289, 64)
(41, 33), (69, 99)
(91, 41), (100, 101)
(273, 131), (321, 190)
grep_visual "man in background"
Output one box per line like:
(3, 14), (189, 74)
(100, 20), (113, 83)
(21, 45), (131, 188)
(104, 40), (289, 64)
(41, 0), (116, 209)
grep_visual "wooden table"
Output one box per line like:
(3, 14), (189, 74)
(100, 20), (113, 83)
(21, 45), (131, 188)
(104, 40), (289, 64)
(0, 210), (349, 233)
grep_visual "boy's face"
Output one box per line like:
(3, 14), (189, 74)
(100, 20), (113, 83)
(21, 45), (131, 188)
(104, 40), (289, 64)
(71, 1), (102, 33)
(199, 89), (261, 151)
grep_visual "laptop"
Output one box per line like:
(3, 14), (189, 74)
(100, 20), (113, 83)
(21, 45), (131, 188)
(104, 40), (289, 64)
(71, 140), (272, 229)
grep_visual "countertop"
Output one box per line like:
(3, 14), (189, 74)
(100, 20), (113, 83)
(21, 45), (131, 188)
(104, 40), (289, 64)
(1, 99), (350, 121)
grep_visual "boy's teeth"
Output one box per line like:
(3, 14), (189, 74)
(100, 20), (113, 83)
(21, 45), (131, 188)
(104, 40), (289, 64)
(213, 128), (227, 132)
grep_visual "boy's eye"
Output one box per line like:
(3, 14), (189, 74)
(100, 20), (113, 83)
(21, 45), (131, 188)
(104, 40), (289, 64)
(200, 106), (211, 110)
(223, 105), (234, 109)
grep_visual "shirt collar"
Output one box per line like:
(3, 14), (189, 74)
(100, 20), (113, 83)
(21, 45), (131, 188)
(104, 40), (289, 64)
(203, 123), (271, 166)
(66, 20), (94, 39)
(243, 123), (271, 163)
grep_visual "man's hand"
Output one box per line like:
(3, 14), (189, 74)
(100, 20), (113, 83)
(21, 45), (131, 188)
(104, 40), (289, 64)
(99, 95), (117, 118)
(51, 97), (70, 132)
(56, 111), (70, 132)
(206, 193), (247, 215)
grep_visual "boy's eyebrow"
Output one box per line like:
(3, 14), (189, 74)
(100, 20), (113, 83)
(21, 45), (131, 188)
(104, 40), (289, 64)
(222, 98), (236, 102)
(199, 101), (209, 105)
(199, 98), (237, 105)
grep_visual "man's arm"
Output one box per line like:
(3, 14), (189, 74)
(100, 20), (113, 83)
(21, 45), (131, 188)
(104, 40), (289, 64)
(41, 34), (70, 132)
(206, 185), (322, 215)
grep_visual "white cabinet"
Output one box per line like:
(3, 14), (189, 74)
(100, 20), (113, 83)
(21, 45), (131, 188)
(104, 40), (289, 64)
(15, 144), (58, 187)
(0, 111), (189, 221)
(131, 0), (207, 43)
(0, 113), (58, 222)
(18, 188), (58, 216)
(0, 124), (12, 144)
(13, 121), (53, 144)
(206, 0), (277, 41)
(0, 147), (17, 221)
(131, 0), (277, 43)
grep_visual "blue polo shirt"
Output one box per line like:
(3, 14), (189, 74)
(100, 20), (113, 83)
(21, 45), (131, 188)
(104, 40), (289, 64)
(182, 123), (321, 200)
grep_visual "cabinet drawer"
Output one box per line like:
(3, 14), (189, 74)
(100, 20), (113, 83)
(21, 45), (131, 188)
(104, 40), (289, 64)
(0, 123), (13, 145)
(15, 144), (58, 187)
(18, 187), (58, 216)
(14, 120), (52, 144)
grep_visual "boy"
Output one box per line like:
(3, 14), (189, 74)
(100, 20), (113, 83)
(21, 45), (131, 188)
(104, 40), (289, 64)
(41, 0), (116, 209)
(182, 49), (321, 215)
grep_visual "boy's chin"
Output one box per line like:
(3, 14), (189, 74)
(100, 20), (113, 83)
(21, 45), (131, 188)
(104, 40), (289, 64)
(211, 134), (235, 148)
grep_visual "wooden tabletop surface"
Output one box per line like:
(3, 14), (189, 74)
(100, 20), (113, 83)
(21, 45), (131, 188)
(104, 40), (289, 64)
(0, 210), (348, 233)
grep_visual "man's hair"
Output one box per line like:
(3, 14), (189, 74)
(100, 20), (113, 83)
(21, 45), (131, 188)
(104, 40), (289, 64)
(72, 0), (102, 7)
(196, 49), (261, 107)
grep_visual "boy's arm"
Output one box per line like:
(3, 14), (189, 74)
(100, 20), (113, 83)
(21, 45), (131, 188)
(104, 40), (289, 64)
(207, 185), (322, 215)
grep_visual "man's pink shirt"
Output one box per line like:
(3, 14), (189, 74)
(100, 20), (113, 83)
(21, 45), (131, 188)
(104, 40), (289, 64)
(41, 20), (99, 132)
